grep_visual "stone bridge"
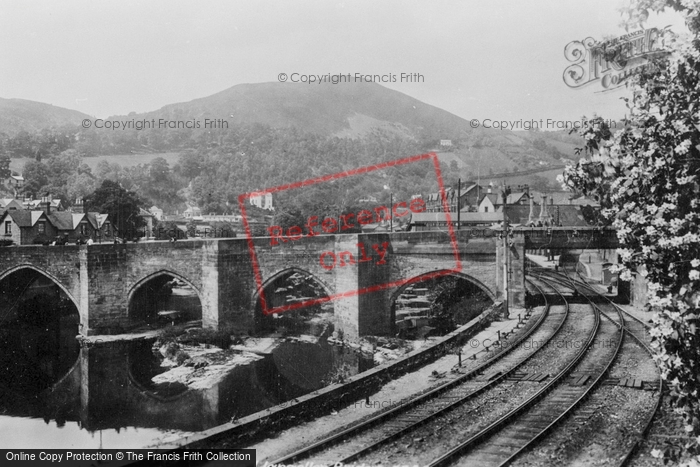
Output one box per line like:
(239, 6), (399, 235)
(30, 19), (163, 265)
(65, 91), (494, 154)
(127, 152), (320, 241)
(0, 227), (619, 338)
(0, 230), (511, 338)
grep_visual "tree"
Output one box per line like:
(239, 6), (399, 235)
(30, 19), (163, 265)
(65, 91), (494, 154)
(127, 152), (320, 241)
(0, 153), (10, 180)
(85, 180), (145, 238)
(560, 1), (700, 461)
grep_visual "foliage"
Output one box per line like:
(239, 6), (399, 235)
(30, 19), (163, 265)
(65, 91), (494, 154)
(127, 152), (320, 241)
(85, 180), (145, 236)
(560, 2), (700, 461)
(185, 218), (196, 238)
(154, 220), (185, 240)
(0, 153), (10, 179)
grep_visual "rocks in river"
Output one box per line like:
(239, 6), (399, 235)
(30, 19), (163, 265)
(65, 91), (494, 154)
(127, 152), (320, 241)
(184, 356), (209, 369)
(159, 342), (180, 360)
(157, 342), (190, 367)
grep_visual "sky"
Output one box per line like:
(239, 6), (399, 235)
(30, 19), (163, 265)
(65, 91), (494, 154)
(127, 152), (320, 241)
(0, 0), (689, 124)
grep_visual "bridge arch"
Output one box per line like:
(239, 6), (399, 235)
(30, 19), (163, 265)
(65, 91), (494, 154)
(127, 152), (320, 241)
(390, 270), (497, 304)
(0, 264), (82, 391)
(390, 270), (496, 336)
(0, 264), (80, 313)
(252, 267), (333, 334)
(127, 269), (204, 327)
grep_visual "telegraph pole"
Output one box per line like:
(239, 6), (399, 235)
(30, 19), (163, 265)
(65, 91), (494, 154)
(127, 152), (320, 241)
(501, 182), (511, 317)
(457, 178), (461, 230)
(390, 193), (394, 232)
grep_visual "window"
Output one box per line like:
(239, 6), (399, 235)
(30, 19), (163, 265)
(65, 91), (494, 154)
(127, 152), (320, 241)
(38, 222), (45, 234)
(484, 206), (489, 212)
(4, 221), (10, 235)
(104, 222), (111, 237)
(80, 222), (87, 235)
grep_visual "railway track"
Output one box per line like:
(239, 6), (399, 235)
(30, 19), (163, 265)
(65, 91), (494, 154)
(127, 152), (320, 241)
(427, 275), (621, 466)
(269, 280), (576, 466)
(269, 266), (661, 467)
(533, 268), (663, 466)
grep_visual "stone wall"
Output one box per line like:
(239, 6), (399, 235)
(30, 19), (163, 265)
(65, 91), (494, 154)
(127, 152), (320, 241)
(0, 232), (504, 337)
(172, 301), (506, 450)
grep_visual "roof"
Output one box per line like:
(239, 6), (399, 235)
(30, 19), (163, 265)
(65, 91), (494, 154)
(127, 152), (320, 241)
(1, 210), (46, 227)
(0, 198), (22, 208)
(480, 193), (499, 205)
(48, 212), (79, 230)
(506, 192), (528, 204)
(95, 214), (109, 228)
(25, 199), (63, 209)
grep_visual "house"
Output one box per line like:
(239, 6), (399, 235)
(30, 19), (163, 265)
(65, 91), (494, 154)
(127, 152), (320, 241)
(149, 206), (164, 221)
(1, 210), (56, 245)
(24, 197), (65, 212)
(0, 198), (23, 212)
(424, 182), (489, 213)
(478, 191), (530, 213)
(425, 188), (459, 212)
(48, 211), (115, 243)
(183, 206), (202, 219)
(457, 182), (486, 211)
(1, 196), (114, 244)
(249, 192), (274, 211)
(3, 174), (24, 192)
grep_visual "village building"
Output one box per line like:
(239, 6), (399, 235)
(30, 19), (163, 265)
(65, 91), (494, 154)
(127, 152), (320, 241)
(47, 211), (113, 243)
(1, 210), (56, 245)
(249, 192), (274, 211)
(2, 174), (24, 194)
(0, 198), (23, 212)
(149, 206), (164, 221)
(423, 182), (487, 213)
(183, 205), (203, 219)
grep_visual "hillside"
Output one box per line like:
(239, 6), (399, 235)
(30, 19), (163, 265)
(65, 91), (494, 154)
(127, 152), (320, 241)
(0, 98), (90, 135)
(2, 83), (587, 198)
(108, 81), (476, 140)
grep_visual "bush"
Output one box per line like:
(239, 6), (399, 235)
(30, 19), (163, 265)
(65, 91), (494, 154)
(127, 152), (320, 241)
(0, 239), (14, 247)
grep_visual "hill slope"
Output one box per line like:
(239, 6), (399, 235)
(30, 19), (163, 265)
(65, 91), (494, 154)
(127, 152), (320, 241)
(0, 98), (91, 135)
(110, 81), (474, 139)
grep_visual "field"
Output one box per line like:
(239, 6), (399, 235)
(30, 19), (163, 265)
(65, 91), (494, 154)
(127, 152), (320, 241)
(9, 152), (182, 174)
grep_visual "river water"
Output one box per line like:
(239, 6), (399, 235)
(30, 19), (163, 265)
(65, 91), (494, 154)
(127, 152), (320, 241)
(0, 330), (373, 448)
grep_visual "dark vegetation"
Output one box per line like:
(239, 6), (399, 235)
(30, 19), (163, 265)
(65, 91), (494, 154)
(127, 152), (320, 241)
(1, 83), (583, 227)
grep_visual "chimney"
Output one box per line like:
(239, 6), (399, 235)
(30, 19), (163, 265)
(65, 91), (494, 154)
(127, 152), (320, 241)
(527, 193), (535, 225)
(74, 198), (84, 213)
(539, 194), (552, 225)
(40, 195), (51, 215)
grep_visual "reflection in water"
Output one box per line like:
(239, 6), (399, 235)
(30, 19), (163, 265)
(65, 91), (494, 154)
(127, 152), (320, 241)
(0, 336), (373, 448)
